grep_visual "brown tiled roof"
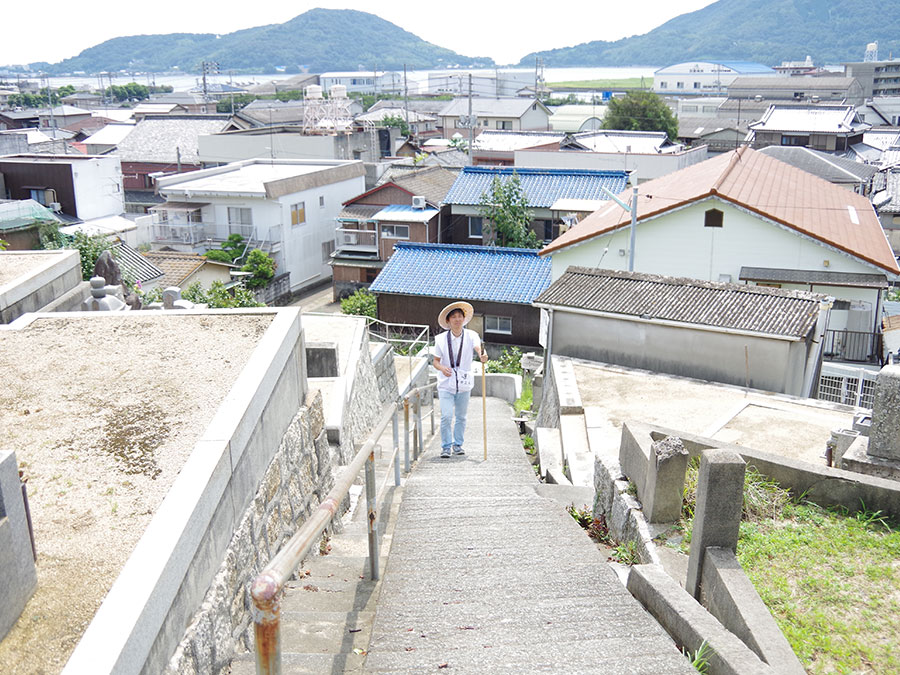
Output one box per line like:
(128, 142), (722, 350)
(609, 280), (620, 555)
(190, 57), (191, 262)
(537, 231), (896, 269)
(540, 146), (900, 274)
(142, 251), (211, 287)
(392, 167), (459, 204)
(534, 267), (825, 338)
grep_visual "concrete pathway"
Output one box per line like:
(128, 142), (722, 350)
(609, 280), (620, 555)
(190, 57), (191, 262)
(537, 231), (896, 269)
(364, 397), (695, 674)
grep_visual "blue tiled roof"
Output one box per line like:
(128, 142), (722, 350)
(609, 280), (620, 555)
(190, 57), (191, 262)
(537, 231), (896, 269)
(369, 242), (551, 304)
(443, 166), (628, 208)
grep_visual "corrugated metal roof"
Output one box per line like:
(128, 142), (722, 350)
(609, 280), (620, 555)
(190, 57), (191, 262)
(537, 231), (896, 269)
(444, 166), (628, 208)
(541, 146), (900, 275)
(113, 242), (164, 284)
(372, 205), (438, 223)
(739, 266), (888, 288)
(534, 267), (824, 338)
(369, 242), (551, 304)
(438, 97), (545, 119)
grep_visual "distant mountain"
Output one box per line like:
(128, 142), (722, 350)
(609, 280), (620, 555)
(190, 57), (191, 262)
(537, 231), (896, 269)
(40, 9), (492, 75)
(520, 0), (900, 67)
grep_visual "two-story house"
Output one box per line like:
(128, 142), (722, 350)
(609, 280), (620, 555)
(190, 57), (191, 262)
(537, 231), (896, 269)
(330, 166), (458, 300)
(437, 98), (551, 139)
(442, 166), (628, 245)
(153, 158), (366, 295)
(540, 146), (900, 364)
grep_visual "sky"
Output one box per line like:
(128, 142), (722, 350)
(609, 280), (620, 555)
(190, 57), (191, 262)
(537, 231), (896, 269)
(1, 1), (716, 67)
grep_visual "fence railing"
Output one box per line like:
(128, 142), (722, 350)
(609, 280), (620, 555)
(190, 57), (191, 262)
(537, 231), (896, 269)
(366, 317), (431, 368)
(823, 329), (882, 364)
(335, 227), (378, 250)
(250, 382), (436, 674)
(817, 362), (878, 409)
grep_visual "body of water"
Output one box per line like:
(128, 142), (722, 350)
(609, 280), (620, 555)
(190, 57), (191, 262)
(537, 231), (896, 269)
(29, 66), (658, 94)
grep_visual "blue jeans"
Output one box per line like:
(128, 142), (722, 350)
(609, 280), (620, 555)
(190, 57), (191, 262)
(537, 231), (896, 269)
(439, 389), (471, 449)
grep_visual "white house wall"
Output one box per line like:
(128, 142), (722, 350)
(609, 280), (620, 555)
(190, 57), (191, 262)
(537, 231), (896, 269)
(519, 105), (550, 131)
(72, 156), (125, 220)
(514, 146), (708, 182)
(549, 310), (812, 396)
(275, 176), (365, 293)
(549, 198), (887, 329)
(199, 134), (338, 164)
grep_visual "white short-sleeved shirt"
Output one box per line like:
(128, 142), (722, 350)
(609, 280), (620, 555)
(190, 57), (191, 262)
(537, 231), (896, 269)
(433, 328), (481, 393)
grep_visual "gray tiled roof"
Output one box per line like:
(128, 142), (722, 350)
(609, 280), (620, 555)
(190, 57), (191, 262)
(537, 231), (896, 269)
(739, 266), (888, 288)
(114, 116), (230, 164)
(534, 267), (825, 338)
(338, 205), (381, 220)
(113, 241), (163, 284)
(392, 167), (459, 204)
(758, 146), (878, 183)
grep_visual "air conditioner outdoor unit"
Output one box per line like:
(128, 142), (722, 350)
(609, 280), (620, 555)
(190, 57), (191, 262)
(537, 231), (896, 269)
(49, 202), (61, 212)
(412, 195), (426, 209)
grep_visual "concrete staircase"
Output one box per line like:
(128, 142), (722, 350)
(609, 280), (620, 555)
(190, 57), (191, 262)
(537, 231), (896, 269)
(229, 450), (404, 675)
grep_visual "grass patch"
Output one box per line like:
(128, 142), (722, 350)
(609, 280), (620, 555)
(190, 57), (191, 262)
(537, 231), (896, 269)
(567, 505), (640, 565)
(547, 77), (647, 89)
(676, 459), (900, 673)
(514, 376), (532, 415)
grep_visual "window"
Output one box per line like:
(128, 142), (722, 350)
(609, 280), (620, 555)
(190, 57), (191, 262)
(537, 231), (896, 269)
(468, 217), (483, 239)
(321, 239), (335, 262)
(676, 81), (684, 89)
(29, 188), (48, 205)
(187, 209), (202, 224)
(659, 82), (668, 89)
(693, 82), (701, 89)
(704, 208), (723, 228)
(228, 207), (252, 225)
(291, 201), (306, 226)
(496, 120), (512, 130)
(682, 105), (698, 113)
(485, 315), (512, 334)
(319, 195), (325, 208)
(365, 268), (379, 283)
(381, 224), (409, 239)
(142, 174), (154, 189)
(482, 119), (488, 127)
(781, 135), (809, 146)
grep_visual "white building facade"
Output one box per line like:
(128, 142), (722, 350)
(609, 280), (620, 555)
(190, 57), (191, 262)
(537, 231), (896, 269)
(153, 159), (366, 294)
(653, 61), (775, 96)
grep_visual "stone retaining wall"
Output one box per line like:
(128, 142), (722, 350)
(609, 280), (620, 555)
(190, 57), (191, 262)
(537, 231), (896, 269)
(371, 342), (399, 406)
(164, 391), (332, 673)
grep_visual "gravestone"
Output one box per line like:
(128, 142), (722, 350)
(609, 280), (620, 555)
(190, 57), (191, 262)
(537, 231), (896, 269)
(0, 451), (37, 640)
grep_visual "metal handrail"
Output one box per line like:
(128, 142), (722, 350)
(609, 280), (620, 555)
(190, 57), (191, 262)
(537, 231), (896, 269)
(250, 380), (437, 674)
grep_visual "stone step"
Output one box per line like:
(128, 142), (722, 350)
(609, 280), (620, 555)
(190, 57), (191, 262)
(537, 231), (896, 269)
(230, 651), (365, 675)
(559, 413), (594, 487)
(536, 425), (570, 484)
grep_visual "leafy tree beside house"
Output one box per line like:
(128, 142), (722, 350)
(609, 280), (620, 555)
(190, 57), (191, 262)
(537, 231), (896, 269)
(205, 233), (247, 263)
(602, 91), (678, 142)
(381, 114), (410, 137)
(477, 173), (541, 249)
(241, 249), (276, 289)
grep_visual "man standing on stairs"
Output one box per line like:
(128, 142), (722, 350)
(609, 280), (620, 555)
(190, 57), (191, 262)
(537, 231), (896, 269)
(433, 301), (488, 458)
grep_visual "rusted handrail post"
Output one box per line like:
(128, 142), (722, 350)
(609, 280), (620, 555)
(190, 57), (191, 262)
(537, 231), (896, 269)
(251, 573), (281, 675)
(415, 391), (424, 459)
(392, 408), (400, 486)
(365, 448), (380, 580)
(403, 397), (410, 473)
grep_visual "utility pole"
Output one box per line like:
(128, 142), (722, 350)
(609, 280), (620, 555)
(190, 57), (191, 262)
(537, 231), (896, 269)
(404, 64), (410, 139)
(600, 185), (639, 272)
(468, 74), (474, 166)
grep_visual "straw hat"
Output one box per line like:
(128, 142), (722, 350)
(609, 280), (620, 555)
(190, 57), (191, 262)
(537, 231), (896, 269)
(438, 300), (474, 330)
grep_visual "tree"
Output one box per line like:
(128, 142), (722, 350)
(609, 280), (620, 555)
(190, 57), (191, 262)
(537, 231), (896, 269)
(602, 91), (678, 141)
(477, 173), (540, 249)
(182, 281), (263, 308)
(381, 114), (410, 137)
(241, 249), (276, 289)
(40, 224), (113, 281)
(340, 288), (376, 318)
(205, 233), (246, 263)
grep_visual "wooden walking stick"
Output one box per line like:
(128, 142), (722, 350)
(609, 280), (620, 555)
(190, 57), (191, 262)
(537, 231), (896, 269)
(482, 358), (487, 460)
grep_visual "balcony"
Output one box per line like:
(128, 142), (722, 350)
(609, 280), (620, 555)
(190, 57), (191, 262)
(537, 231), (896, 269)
(823, 329), (883, 365)
(334, 226), (379, 260)
(148, 212), (278, 253)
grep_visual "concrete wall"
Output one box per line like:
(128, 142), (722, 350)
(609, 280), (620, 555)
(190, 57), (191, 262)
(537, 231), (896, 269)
(549, 309), (812, 397)
(0, 250), (82, 324)
(0, 450), (37, 641)
(63, 308), (310, 675)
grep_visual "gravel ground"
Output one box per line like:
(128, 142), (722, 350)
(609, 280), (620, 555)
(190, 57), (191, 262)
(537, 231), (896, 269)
(0, 312), (273, 674)
(0, 254), (58, 287)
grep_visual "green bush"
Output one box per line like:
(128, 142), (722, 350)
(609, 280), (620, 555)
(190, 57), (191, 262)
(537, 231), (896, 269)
(485, 346), (523, 374)
(241, 249), (276, 289)
(340, 288), (376, 318)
